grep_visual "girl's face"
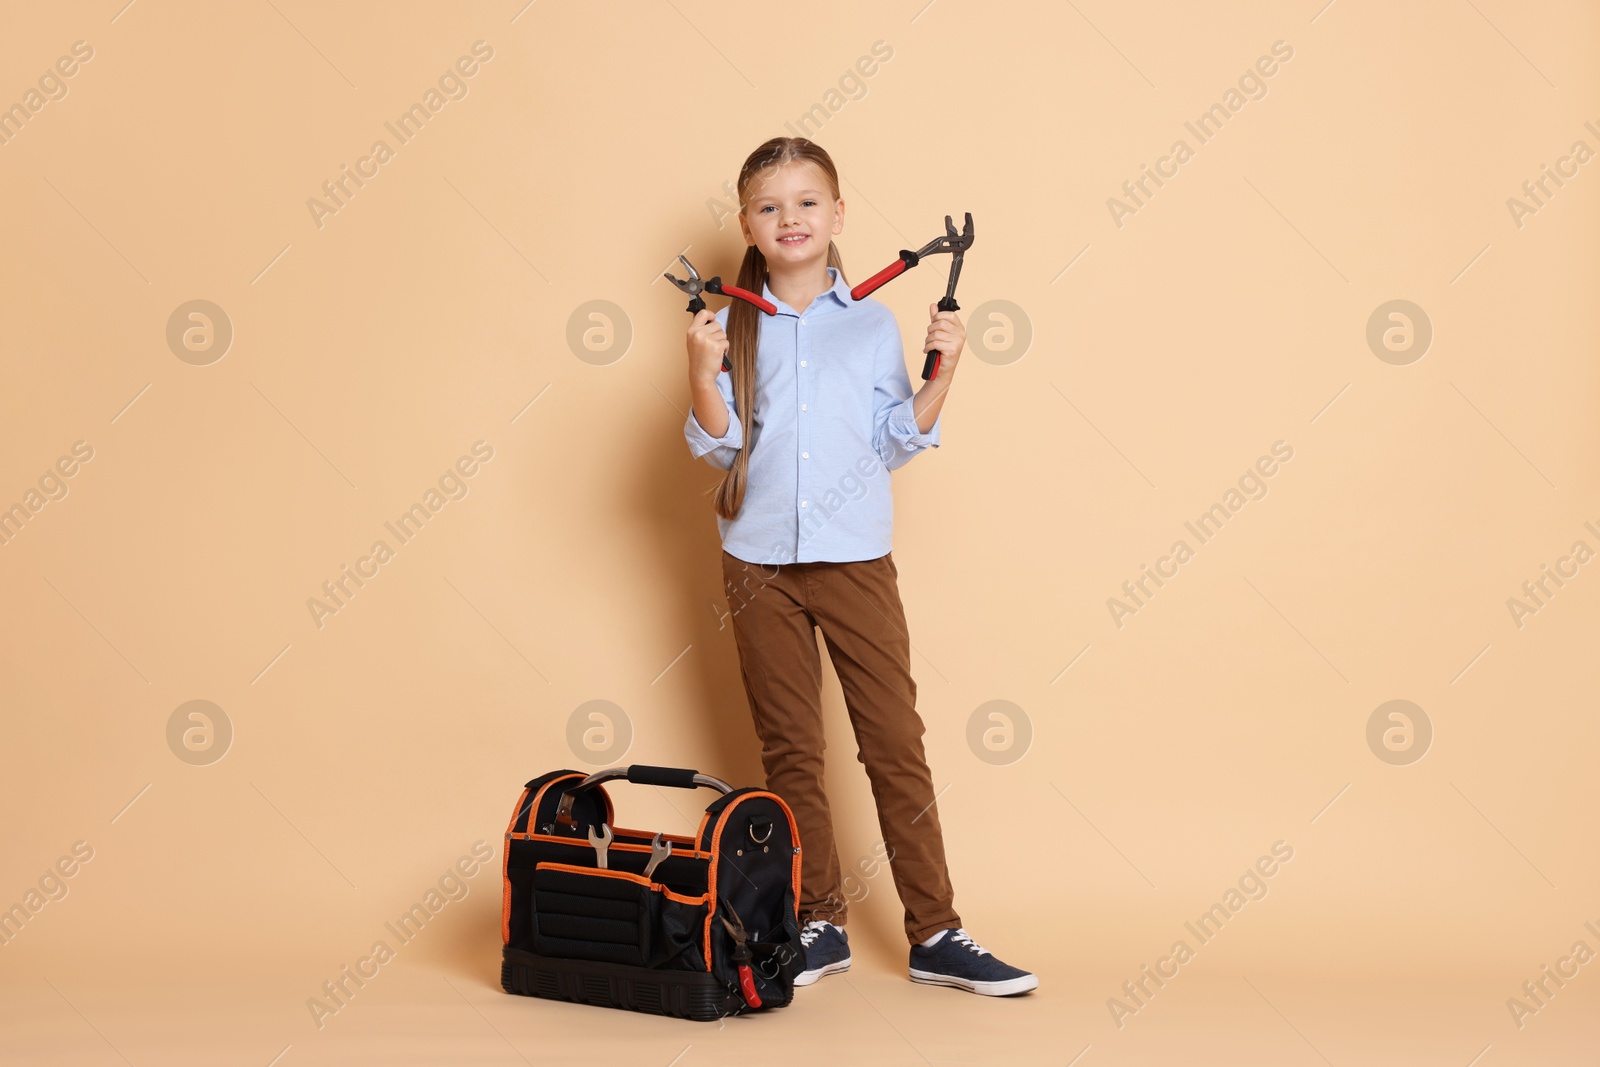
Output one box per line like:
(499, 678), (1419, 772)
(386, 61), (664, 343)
(738, 161), (844, 269)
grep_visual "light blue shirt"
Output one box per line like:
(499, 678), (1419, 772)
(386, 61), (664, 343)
(683, 266), (940, 566)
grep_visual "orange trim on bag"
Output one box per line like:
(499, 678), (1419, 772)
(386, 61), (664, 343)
(502, 835), (513, 944)
(533, 861), (710, 907)
(501, 787), (532, 944)
(504, 787), (533, 834)
(506, 831), (712, 858)
(695, 810), (713, 851)
(704, 791), (805, 965)
(704, 796), (742, 972)
(612, 824), (698, 846)
(502, 775), (582, 943)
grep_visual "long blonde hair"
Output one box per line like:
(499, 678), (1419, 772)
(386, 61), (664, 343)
(714, 137), (849, 521)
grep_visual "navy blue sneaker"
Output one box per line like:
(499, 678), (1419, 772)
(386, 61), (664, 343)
(793, 920), (851, 986)
(909, 928), (1038, 996)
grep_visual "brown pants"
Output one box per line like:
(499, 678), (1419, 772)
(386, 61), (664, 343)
(720, 549), (961, 946)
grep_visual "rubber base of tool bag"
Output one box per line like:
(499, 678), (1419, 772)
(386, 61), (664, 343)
(501, 947), (743, 1022)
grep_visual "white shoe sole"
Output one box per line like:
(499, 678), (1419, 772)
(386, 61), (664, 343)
(909, 967), (1039, 996)
(793, 959), (852, 986)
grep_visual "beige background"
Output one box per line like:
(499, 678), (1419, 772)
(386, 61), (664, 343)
(2, 1), (1597, 1064)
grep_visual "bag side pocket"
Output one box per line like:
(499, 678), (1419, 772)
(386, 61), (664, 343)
(745, 886), (800, 1006)
(649, 887), (711, 972)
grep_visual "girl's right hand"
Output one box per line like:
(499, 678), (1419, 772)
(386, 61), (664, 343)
(686, 308), (728, 384)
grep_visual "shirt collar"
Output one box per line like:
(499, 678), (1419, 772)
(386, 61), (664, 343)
(760, 266), (852, 317)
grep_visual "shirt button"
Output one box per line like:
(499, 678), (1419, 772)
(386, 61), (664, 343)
(802, 452), (809, 459)
(801, 500), (809, 508)
(800, 360), (807, 367)
(801, 404), (808, 411)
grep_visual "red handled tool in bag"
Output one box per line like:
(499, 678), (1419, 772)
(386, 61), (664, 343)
(719, 901), (762, 1009)
(850, 212), (975, 381)
(664, 254), (776, 373)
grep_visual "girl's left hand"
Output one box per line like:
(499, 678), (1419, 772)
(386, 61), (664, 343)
(924, 302), (966, 377)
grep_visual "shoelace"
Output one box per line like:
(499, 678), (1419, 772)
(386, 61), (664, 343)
(950, 928), (992, 956)
(799, 920), (832, 948)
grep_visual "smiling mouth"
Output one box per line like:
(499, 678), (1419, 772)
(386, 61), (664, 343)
(777, 234), (810, 246)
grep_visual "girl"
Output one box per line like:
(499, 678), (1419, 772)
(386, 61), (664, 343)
(681, 137), (1036, 997)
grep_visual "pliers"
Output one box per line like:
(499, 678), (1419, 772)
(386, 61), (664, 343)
(663, 254), (777, 373)
(849, 212), (975, 381)
(718, 900), (763, 1009)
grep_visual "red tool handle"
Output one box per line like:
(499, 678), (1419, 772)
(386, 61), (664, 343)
(719, 284), (777, 316)
(851, 257), (909, 300)
(737, 963), (763, 1008)
(702, 282), (775, 373)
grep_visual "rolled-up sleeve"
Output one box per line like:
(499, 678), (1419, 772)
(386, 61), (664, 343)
(872, 317), (940, 471)
(684, 369), (743, 471)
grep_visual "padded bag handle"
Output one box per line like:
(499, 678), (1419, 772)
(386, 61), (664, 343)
(552, 765), (734, 829)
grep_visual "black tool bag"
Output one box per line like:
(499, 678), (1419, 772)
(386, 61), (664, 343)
(500, 764), (802, 1021)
